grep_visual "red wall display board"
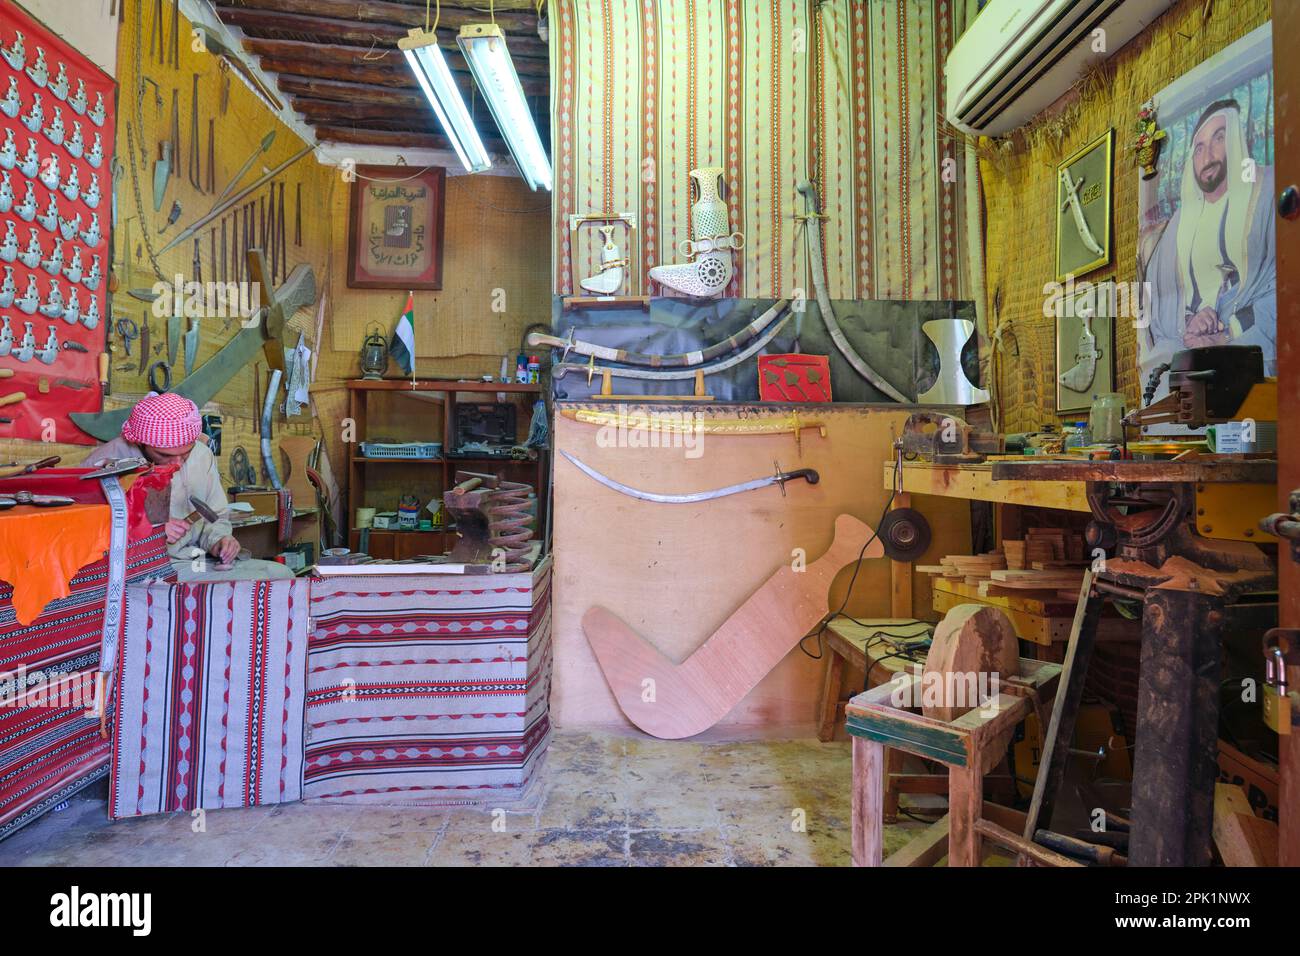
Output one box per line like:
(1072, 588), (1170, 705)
(0, 3), (114, 444)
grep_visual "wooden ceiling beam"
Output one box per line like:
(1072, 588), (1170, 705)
(254, 54), (413, 88)
(314, 124), (472, 153)
(291, 94), (549, 139)
(240, 36), (549, 77)
(274, 73), (548, 107)
(215, 6), (548, 59)
(212, 0), (537, 36)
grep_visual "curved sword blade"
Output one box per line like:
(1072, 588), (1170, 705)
(560, 450), (776, 504)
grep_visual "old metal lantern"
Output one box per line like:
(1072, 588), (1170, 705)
(360, 325), (389, 380)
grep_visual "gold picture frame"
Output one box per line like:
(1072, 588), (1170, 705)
(1055, 129), (1114, 282)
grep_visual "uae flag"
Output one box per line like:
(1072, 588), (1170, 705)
(390, 293), (416, 376)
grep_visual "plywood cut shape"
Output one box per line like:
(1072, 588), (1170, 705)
(582, 514), (879, 739)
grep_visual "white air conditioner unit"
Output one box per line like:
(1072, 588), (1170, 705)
(945, 0), (1175, 137)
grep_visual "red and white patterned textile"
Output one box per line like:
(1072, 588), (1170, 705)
(0, 532), (170, 840)
(303, 561), (552, 804)
(108, 579), (309, 818)
(120, 392), (201, 450)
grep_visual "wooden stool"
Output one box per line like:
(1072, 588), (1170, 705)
(846, 657), (1061, 866)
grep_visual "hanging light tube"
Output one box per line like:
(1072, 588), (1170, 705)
(399, 27), (492, 174)
(457, 24), (552, 191)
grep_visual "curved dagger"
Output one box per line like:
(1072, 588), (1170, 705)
(560, 449), (818, 503)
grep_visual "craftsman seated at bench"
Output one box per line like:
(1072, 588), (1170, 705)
(84, 392), (294, 582)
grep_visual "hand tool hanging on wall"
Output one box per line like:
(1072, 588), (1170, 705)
(278, 182), (287, 282)
(187, 74), (202, 193)
(115, 317), (138, 359)
(193, 28), (284, 112)
(219, 132), (275, 204)
(206, 119), (215, 194)
(267, 184), (277, 283)
(166, 298), (179, 367)
(72, 252), (317, 439)
(530, 299), (791, 368)
(150, 0), (164, 64)
(137, 313), (150, 375)
(170, 0), (180, 69)
(294, 183), (302, 247)
(169, 88), (179, 172)
(560, 450), (819, 504)
(795, 180), (908, 402)
(158, 200), (182, 234)
(156, 144), (314, 256)
(151, 142), (172, 212)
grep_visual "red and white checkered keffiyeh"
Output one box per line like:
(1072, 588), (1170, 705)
(121, 392), (201, 449)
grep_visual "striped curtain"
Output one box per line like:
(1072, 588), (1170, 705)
(550, 0), (979, 301)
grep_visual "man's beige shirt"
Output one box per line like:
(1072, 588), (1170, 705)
(86, 437), (233, 560)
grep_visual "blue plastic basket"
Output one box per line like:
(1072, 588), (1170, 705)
(359, 442), (441, 460)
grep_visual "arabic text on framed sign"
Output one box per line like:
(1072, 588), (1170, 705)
(347, 165), (446, 290)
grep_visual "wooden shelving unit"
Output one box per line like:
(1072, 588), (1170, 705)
(345, 379), (548, 559)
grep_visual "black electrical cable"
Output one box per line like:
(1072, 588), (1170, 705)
(799, 452), (917, 660)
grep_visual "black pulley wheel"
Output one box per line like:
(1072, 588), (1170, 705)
(878, 507), (931, 562)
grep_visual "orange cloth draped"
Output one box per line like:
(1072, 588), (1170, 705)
(0, 504), (112, 625)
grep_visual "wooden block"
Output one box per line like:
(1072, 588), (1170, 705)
(921, 604), (1020, 722)
(1213, 783), (1279, 867)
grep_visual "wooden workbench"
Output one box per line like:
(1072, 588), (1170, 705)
(884, 460), (1089, 512)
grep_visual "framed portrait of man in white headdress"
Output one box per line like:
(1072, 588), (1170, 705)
(1136, 22), (1275, 427)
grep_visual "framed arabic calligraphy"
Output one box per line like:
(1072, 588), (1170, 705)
(1055, 129), (1113, 283)
(346, 165), (445, 290)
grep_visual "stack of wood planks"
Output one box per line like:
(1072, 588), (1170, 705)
(918, 527), (1088, 599)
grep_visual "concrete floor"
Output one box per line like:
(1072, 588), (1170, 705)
(0, 730), (931, 866)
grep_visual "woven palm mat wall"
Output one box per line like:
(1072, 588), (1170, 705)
(978, 0), (1271, 434)
(326, 173), (552, 361)
(551, 0), (981, 300)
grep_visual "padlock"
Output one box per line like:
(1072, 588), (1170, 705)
(1263, 641), (1294, 735)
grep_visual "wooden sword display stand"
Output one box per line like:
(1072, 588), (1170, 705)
(583, 514), (877, 739)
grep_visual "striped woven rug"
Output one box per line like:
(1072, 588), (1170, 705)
(302, 563), (553, 804)
(0, 532), (170, 840)
(109, 579), (310, 818)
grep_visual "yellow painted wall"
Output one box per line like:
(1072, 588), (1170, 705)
(979, 0), (1272, 433)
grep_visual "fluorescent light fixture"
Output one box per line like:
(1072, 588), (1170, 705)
(457, 24), (552, 191)
(399, 27), (492, 174)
